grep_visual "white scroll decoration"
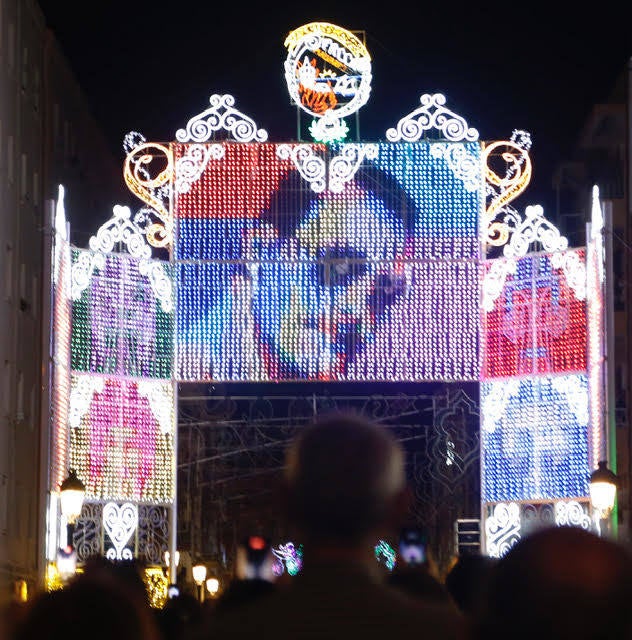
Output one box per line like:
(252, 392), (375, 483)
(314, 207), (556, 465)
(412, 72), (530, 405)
(482, 259), (516, 312)
(138, 260), (173, 313)
(485, 502), (521, 558)
(503, 205), (568, 260)
(276, 144), (327, 192)
(481, 379), (520, 433)
(103, 502), (138, 561)
(69, 375), (105, 429)
(555, 500), (591, 530)
(71, 251), (105, 301)
(551, 249), (587, 301)
(176, 94), (268, 143)
(550, 374), (589, 426)
(137, 380), (174, 435)
(89, 205), (152, 260)
(175, 143), (225, 194)
(386, 93), (479, 142)
(328, 144), (378, 192)
(430, 143), (481, 192)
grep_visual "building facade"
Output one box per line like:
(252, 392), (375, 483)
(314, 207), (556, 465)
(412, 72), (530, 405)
(554, 57), (632, 541)
(0, 0), (125, 600)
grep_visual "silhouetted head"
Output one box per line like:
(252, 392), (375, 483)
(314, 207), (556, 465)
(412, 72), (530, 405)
(12, 576), (160, 640)
(283, 411), (407, 545)
(444, 554), (496, 615)
(476, 526), (632, 640)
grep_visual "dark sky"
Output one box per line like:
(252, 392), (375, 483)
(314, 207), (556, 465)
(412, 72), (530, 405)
(37, 1), (630, 217)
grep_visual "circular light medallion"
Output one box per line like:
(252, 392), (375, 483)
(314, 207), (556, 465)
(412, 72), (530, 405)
(284, 22), (372, 142)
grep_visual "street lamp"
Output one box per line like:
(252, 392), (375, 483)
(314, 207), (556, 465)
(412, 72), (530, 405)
(589, 460), (617, 536)
(206, 577), (220, 597)
(58, 470), (85, 581)
(59, 470), (85, 546)
(164, 549), (180, 569)
(192, 562), (207, 603)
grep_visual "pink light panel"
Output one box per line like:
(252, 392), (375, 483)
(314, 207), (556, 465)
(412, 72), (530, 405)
(69, 376), (174, 503)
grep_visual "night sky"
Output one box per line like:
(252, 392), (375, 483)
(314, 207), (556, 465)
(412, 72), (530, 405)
(36, 1), (631, 219)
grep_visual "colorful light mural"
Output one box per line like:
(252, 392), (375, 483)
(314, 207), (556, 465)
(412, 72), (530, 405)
(46, 21), (611, 577)
(173, 141), (480, 382)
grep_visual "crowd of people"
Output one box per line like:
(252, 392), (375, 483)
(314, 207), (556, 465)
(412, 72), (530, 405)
(4, 411), (632, 639)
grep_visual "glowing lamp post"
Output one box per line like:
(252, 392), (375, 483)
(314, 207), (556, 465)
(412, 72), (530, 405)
(164, 549), (180, 584)
(589, 460), (617, 536)
(59, 470), (85, 543)
(206, 577), (220, 597)
(58, 470), (85, 580)
(192, 563), (207, 603)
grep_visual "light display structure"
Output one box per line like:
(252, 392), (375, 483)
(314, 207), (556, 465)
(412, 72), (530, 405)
(45, 22), (610, 583)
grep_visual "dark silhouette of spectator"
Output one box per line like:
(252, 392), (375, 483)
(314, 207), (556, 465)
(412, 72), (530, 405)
(202, 411), (463, 639)
(157, 592), (203, 640)
(387, 526), (454, 607)
(445, 554), (496, 616)
(473, 525), (632, 640)
(213, 535), (277, 615)
(10, 573), (160, 640)
(80, 556), (151, 610)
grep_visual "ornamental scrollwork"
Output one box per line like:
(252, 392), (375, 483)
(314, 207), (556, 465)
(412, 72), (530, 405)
(481, 259), (517, 312)
(176, 94), (268, 143)
(276, 144), (327, 192)
(103, 502), (138, 561)
(503, 204), (568, 259)
(551, 249), (587, 301)
(483, 130), (543, 252)
(70, 251), (105, 301)
(89, 205), (152, 260)
(137, 380), (175, 435)
(138, 260), (174, 313)
(485, 502), (521, 558)
(69, 375), (104, 429)
(430, 143), (481, 192)
(555, 500), (591, 530)
(329, 144), (378, 192)
(138, 505), (170, 566)
(123, 133), (173, 248)
(73, 502), (103, 562)
(386, 93), (479, 143)
(175, 143), (225, 194)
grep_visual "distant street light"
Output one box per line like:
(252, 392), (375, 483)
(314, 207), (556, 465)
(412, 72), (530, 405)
(589, 460), (617, 536)
(192, 562), (207, 603)
(59, 469), (86, 526)
(58, 470), (86, 580)
(206, 577), (220, 597)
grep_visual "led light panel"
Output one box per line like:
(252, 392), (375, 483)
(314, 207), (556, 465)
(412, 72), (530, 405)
(481, 374), (590, 503)
(71, 250), (173, 379)
(69, 375), (175, 503)
(174, 141), (482, 382)
(482, 251), (587, 379)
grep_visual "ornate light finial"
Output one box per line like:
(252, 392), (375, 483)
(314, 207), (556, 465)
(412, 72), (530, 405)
(175, 94), (268, 143)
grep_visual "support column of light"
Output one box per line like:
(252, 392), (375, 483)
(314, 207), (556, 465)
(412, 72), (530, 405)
(587, 190), (618, 537)
(603, 201), (618, 537)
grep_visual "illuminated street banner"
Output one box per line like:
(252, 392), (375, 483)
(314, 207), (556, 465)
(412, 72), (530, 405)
(45, 22), (610, 579)
(174, 141), (481, 382)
